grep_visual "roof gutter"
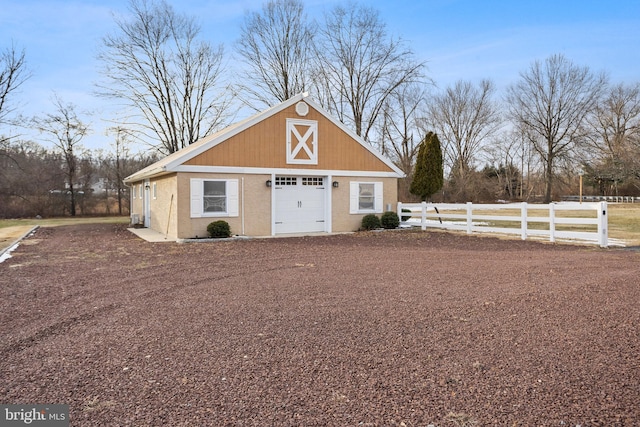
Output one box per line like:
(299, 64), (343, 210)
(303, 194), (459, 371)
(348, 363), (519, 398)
(123, 166), (169, 184)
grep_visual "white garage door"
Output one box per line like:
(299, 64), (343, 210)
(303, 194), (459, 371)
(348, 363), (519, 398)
(274, 176), (326, 234)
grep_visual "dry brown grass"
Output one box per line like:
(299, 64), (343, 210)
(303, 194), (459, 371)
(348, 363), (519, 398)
(608, 204), (640, 245)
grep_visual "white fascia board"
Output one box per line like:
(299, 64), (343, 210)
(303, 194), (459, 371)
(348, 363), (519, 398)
(173, 165), (403, 178)
(123, 166), (169, 183)
(301, 97), (406, 177)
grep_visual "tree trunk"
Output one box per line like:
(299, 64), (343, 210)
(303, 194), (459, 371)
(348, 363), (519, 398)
(69, 184), (76, 216)
(117, 187), (123, 216)
(544, 154), (554, 203)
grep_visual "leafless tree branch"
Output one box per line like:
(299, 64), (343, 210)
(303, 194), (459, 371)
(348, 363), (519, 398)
(506, 54), (607, 202)
(32, 95), (90, 216)
(426, 79), (502, 196)
(0, 43), (30, 127)
(313, 3), (425, 142)
(235, 0), (315, 109)
(97, 0), (231, 154)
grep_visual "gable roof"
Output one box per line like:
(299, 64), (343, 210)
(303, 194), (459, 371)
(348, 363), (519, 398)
(124, 93), (404, 183)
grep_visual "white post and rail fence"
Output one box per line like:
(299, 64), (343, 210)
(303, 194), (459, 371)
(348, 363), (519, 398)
(397, 201), (609, 248)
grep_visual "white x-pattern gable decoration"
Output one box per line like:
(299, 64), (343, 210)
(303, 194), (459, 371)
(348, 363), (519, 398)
(286, 118), (318, 165)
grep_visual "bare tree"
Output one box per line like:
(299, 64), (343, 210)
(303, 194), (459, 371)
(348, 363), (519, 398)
(0, 44), (30, 149)
(98, 0), (231, 154)
(426, 79), (502, 198)
(0, 44), (29, 127)
(506, 54), (607, 202)
(314, 3), (424, 141)
(34, 96), (90, 216)
(0, 140), (65, 217)
(104, 127), (133, 215)
(484, 129), (538, 201)
(584, 82), (640, 193)
(235, 0), (315, 108)
(378, 83), (427, 200)
(588, 83), (640, 157)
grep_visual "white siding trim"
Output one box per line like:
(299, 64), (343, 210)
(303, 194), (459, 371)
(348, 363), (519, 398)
(270, 173), (276, 236)
(173, 165), (401, 178)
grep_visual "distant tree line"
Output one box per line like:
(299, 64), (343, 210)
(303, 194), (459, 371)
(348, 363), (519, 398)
(0, 136), (157, 218)
(1, 0), (639, 218)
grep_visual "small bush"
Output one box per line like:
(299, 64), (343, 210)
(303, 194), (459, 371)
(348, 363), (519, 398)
(207, 220), (231, 238)
(401, 208), (412, 222)
(361, 214), (381, 231)
(381, 211), (400, 229)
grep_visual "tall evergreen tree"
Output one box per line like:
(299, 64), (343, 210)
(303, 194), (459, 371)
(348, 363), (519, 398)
(410, 132), (444, 201)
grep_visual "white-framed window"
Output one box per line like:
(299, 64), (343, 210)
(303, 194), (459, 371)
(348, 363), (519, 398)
(132, 185), (137, 199)
(302, 177), (324, 186)
(349, 181), (383, 214)
(190, 178), (239, 218)
(138, 184), (142, 199)
(152, 183), (157, 199)
(275, 176), (297, 186)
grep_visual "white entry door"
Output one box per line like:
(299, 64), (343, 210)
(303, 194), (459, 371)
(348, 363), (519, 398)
(274, 176), (326, 234)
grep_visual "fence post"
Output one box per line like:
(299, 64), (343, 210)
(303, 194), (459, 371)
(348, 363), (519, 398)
(466, 202), (473, 234)
(598, 201), (608, 248)
(421, 201), (427, 231)
(397, 202), (403, 224)
(549, 203), (555, 243)
(521, 202), (527, 240)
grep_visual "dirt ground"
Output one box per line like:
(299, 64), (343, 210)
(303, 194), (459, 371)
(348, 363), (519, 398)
(1, 223), (639, 426)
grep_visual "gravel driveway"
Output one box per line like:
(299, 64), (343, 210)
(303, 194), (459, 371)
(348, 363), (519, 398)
(1, 223), (639, 426)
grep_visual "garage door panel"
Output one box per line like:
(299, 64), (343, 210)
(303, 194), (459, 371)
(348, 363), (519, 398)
(275, 176), (326, 234)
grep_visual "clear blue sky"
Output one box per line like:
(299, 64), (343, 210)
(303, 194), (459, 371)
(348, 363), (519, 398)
(2, 0), (639, 151)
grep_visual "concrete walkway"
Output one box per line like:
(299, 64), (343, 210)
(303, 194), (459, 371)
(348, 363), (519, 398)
(127, 227), (177, 243)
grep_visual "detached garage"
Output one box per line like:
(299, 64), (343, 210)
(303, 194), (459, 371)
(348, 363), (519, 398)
(124, 93), (404, 239)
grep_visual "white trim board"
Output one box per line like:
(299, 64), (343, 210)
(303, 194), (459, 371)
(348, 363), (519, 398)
(173, 165), (401, 178)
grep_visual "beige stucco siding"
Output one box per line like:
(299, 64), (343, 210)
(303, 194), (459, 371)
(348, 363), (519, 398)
(131, 173), (397, 238)
(176, 173), (271, 239)
(129, 181), (144, 224)
(148, 174), (178, 239)
(332, 176), (398, 232)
